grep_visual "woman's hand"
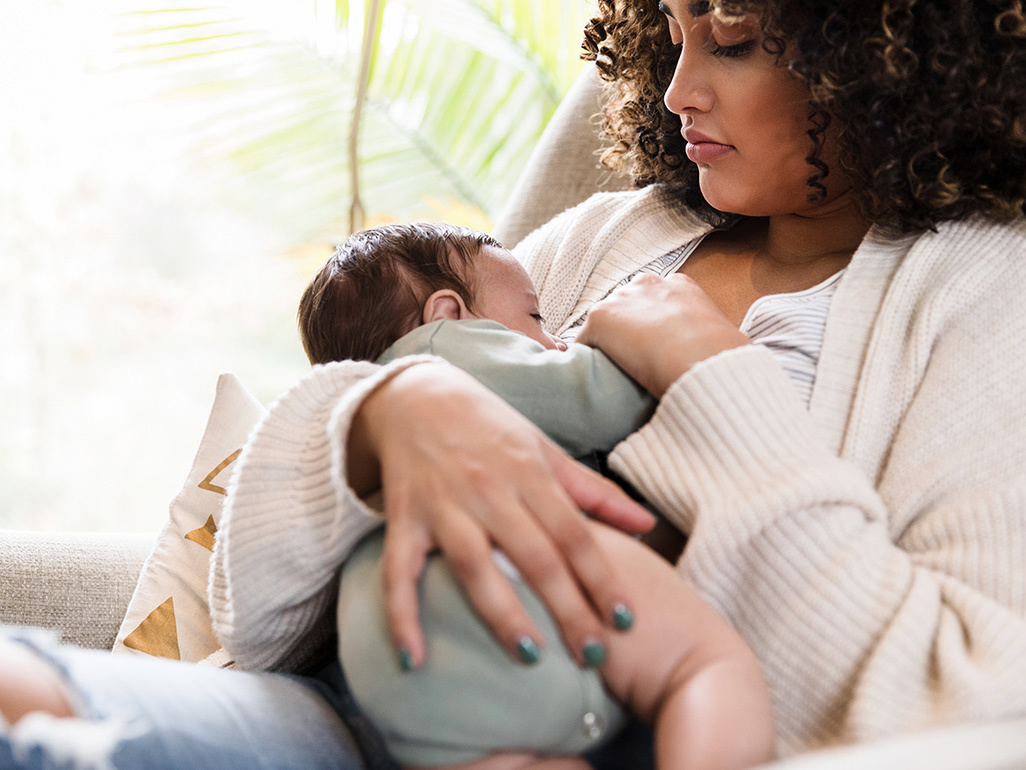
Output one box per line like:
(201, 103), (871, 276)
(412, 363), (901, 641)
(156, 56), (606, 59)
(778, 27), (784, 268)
(577, 274), (750, 397)
(348, 362), (656, 669)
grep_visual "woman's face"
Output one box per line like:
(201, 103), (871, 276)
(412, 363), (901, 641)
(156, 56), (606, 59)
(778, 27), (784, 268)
(658, 0), (848, 217)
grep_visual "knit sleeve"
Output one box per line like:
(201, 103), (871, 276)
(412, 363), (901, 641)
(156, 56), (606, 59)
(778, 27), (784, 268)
(514, 187), (711, 333)
(608, 247), (1026, 752)
(209, 355), (437, 672)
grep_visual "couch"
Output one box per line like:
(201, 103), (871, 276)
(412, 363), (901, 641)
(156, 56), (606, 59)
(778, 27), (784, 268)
(2, 65), (1025, 769)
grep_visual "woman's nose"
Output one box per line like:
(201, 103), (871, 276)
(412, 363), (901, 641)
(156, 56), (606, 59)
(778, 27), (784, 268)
(663, 44), (714, 116)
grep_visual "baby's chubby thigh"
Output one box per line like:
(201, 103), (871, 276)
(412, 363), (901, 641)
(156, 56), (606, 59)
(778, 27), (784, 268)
(584, 520), (752, 723)
(337, 528), (627, 768)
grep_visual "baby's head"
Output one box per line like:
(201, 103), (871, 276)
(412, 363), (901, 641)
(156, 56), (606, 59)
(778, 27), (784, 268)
(298, 221), (564, 364)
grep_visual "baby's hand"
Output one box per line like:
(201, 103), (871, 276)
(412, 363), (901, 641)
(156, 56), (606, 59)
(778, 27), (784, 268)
(578, 274), (749, 397)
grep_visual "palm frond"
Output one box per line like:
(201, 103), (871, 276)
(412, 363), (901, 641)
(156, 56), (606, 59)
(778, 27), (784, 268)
(116, 0), (594, 240)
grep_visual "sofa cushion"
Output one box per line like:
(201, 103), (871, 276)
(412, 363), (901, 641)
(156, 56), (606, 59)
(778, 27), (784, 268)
(0, 530), (154, 650)
(112, 373), (266, 664)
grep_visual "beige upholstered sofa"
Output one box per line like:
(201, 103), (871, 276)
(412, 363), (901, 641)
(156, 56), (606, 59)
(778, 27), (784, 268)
(2, 66), (1025, 770)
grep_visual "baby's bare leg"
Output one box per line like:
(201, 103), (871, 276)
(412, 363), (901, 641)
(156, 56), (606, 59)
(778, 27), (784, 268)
(0, 638), (75, 723)
(587, 522), (775, 770)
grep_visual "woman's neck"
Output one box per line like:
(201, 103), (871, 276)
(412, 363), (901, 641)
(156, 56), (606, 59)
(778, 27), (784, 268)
(682, 196), (871, 325)
(759, 195), (871, 267)
(738, 195), (871, 293)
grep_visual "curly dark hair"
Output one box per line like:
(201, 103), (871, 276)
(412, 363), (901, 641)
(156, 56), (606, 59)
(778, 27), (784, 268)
(582, 0), (1026, 232)
(298, 222), (501, 363)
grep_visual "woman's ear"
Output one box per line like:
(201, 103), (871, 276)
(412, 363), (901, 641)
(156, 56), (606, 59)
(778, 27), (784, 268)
(422, 289), (473, 324)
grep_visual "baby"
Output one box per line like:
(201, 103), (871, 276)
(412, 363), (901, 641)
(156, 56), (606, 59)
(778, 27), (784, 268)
(298, 222), (774, 770)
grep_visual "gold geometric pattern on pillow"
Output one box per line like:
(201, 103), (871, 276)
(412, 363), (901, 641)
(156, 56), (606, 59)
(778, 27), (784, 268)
(184, 514), (218, 552)
(122, 596), (181, 660)
(114, 374), (267, 664)
(197, 448), (243, 496)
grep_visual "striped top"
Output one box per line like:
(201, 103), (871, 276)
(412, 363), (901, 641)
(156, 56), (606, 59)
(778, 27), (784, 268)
(565, 239), (844, 406)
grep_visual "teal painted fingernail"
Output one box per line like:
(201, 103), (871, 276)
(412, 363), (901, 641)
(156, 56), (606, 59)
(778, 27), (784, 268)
(612, 603), (635, 631)
(515, 637), (542, 665)
(397, 647), (414, 672)
(582, 639), (607, 667)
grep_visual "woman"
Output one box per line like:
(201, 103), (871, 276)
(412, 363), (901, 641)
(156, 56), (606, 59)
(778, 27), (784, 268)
(211, 0), (1026, 756)
(4, 0), (1026, 766)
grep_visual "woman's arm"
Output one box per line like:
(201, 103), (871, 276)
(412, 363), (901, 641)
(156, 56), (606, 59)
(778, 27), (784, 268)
(211, 356), (654, 672)
(209, 358), (421, 672)
(604, 245), (1026, 750)
(348, 361), (655, 668)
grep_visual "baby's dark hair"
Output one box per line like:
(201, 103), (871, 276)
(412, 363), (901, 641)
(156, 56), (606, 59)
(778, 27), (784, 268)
(298, 221), (504, 364)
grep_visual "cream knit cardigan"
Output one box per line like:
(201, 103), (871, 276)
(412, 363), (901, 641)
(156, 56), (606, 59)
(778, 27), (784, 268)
(211, 185), (1026, 756)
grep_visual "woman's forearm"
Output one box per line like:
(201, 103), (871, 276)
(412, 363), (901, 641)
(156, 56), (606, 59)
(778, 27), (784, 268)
(346, 392), (382, 497)
(610, 344), (1026, 749)
(210, 358), (428, 671)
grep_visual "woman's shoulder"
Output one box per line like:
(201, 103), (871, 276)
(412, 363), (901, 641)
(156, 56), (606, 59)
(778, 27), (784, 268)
(911, 214), (1026, 287)
(515, 185), (709, 277)
(517, 185), (706, 252)
(881, 214), (1026, 333)
(933, 213), (1026, 249)
(563, 184), (707, 231)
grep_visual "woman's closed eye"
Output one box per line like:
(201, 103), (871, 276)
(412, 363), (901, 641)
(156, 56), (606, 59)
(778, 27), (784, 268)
(657, 1), (756, 59)
(710, 39), (755, 58)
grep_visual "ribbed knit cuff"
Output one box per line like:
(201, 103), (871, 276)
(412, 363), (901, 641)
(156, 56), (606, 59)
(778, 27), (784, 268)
(608, 345), (838, 535)
(210, 355), (440, 671)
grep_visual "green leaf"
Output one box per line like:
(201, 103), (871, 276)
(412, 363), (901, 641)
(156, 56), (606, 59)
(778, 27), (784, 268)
(116, 0), (594, 240)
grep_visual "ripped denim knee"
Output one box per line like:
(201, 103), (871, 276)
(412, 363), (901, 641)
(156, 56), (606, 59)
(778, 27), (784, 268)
(1, 627), (367, 770)
(1, 627), (134, 770)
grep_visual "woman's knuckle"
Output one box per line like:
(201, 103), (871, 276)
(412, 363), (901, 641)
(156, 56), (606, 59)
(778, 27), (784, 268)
(445, 543), (490, 580)
(520, 548), (565, 585)
(382, 559), (413, 593)
(548, 513), (589, 549)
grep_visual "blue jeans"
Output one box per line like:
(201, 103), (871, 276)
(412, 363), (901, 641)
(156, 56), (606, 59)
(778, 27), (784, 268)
(0, 628), (395, 770)
(1, 628), (653, 769)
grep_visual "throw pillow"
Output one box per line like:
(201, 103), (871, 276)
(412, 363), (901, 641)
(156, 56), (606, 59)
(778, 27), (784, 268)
(113, 372), (267, 664)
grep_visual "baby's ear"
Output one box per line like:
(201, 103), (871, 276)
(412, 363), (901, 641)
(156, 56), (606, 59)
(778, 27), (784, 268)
(422, 289), (472, 324)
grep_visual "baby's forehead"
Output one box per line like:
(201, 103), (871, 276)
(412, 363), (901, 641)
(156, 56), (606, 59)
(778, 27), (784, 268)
(472, 242), (516, 264)
(471, 243), (524, 272)
(471, 244), (534, 286)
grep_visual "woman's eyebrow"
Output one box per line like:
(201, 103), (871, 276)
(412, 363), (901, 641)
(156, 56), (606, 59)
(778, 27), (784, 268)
(658, 1), (710, 19)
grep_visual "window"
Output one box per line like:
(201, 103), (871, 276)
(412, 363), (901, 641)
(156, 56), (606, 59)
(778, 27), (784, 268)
(1, 0), (589, 531)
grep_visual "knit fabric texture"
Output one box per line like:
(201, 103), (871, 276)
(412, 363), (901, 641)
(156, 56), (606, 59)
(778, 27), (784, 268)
(211, 185), (1026, 755)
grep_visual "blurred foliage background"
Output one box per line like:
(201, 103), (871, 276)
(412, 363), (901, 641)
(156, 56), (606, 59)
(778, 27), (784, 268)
(0, 0), (594, 531)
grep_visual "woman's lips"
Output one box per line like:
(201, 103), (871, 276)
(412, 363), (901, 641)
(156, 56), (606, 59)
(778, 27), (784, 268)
(685, 140), (733, 164)
(683, 129), (733, 164)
